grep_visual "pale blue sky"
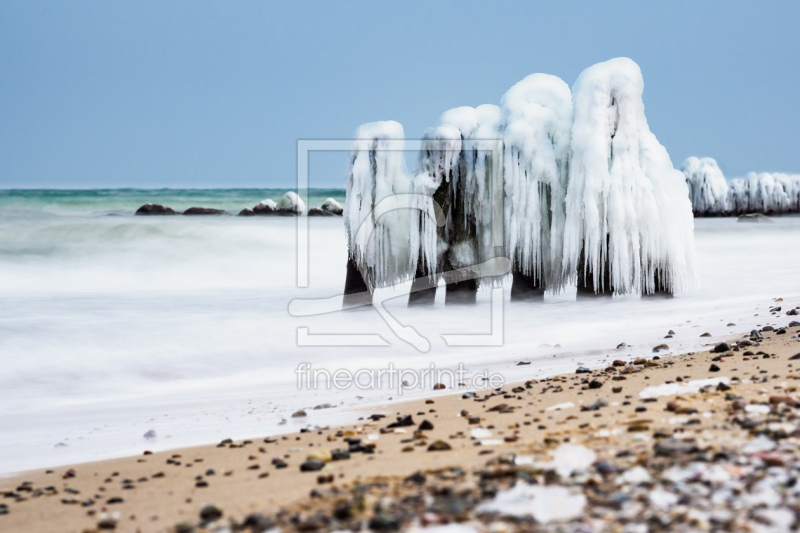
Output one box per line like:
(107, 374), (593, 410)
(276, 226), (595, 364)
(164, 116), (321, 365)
(1, 1), (799, 189)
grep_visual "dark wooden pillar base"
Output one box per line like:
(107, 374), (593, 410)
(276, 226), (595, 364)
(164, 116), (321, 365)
(576, 269), (613, 298)
(510, 270), (545, 301)
(445, 278), (478, 305)
(408, 275), (438, 306)
(343, 258), (372, 308)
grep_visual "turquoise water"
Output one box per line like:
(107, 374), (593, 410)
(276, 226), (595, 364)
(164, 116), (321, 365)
(0, 188), (346, 217)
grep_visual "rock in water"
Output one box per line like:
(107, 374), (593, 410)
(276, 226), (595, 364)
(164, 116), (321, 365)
(320, 197), (343, 215)
(276, 192), (306, 216)
(307, 207), (333, 217)
(183, 207), (226, 215)
(713, 342), (731, 353)
(737, 213), (773, 223)
(143, 429), (156, 440)
(253, 199), (277, 215)
(135, 203), (177, 215)
(238, 208), (255, 216)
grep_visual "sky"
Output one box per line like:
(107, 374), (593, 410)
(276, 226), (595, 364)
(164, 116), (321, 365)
(1, 1), (799, 189)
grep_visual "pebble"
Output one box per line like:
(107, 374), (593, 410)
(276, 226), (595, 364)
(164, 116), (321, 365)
(199, 504), (223, 522)
(418, 420), (434, 431)
(654, 439), (698, 456)
(713, 342), (731, 353)
(300, 459), (326, 472)
(427, 440), (452, 452)
(306, 449), (332, 462)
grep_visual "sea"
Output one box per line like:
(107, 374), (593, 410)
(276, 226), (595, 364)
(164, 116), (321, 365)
(1, 188), (799, 474)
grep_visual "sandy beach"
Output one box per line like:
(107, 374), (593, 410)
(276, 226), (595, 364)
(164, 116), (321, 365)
(2, 302), (799, 532)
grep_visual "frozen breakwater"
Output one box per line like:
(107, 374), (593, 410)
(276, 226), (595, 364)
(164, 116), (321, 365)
(343, 57), (698, 303)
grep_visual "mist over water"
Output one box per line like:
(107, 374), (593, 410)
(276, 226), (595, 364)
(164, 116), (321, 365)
(1, 189), (799, 474)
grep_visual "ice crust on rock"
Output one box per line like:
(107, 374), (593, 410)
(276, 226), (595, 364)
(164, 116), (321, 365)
(563, 57), (698, 296)
(682, 157), (730, 216)
(639, 377), (729, 399)
(320, 197), (343, 215)
(542, 443), (596, 478)
(276, 192), (306, 215)
(476, 482), (586, 523)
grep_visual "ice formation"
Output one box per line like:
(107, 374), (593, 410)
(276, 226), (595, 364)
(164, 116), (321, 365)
(253, 198), (277, 215)
(681, 157), (800, 217)
(728, 172), (800, 215)
(439, 105), (503, 268)
(476, 483), (587, 523)
(343, 121), (414, 288)
(682, 157), (730, 216)
(409, 124), (462, 278)
(563, 57), (698, 295)
(276, 191), (305, 215)
(500, 74), (571, 289)
(320, 197), (343, 215)
(344, 57), (701, 298)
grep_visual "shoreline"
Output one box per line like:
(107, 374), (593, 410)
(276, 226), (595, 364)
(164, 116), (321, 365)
(1, 293), (784, 478)
(1, 305), (799, 532)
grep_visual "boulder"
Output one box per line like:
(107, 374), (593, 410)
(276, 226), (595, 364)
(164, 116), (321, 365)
(276, 191), (306, 216)
(308, 207), (333, 217)
(135, 203), (177, 216)
(320, 197), (344, 216)
(252, 199), (277, 215)
(183, 207), (226, 216)
(238, 208), (255, 216)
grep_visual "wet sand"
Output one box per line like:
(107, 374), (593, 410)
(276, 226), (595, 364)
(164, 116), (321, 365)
(2, 301), (799, 532)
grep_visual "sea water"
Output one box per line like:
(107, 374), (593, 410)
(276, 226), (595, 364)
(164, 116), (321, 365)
(0, 189), (798, 474)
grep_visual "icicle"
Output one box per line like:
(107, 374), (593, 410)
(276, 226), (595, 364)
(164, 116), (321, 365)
(563, 57), (698, 295)
(438, 105), (504, 278)
(408, 125), (462, 278)
(682, 157), (730, 216)
(500, 74), (572, 291)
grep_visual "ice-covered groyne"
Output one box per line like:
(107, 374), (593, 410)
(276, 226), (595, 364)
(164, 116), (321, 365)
(681, 157), (800, 217)
(682, 157), (730, 216)
(563, 58), (697, 296)
(343, 57), (700, 302)
(729, 172), (800, 216)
